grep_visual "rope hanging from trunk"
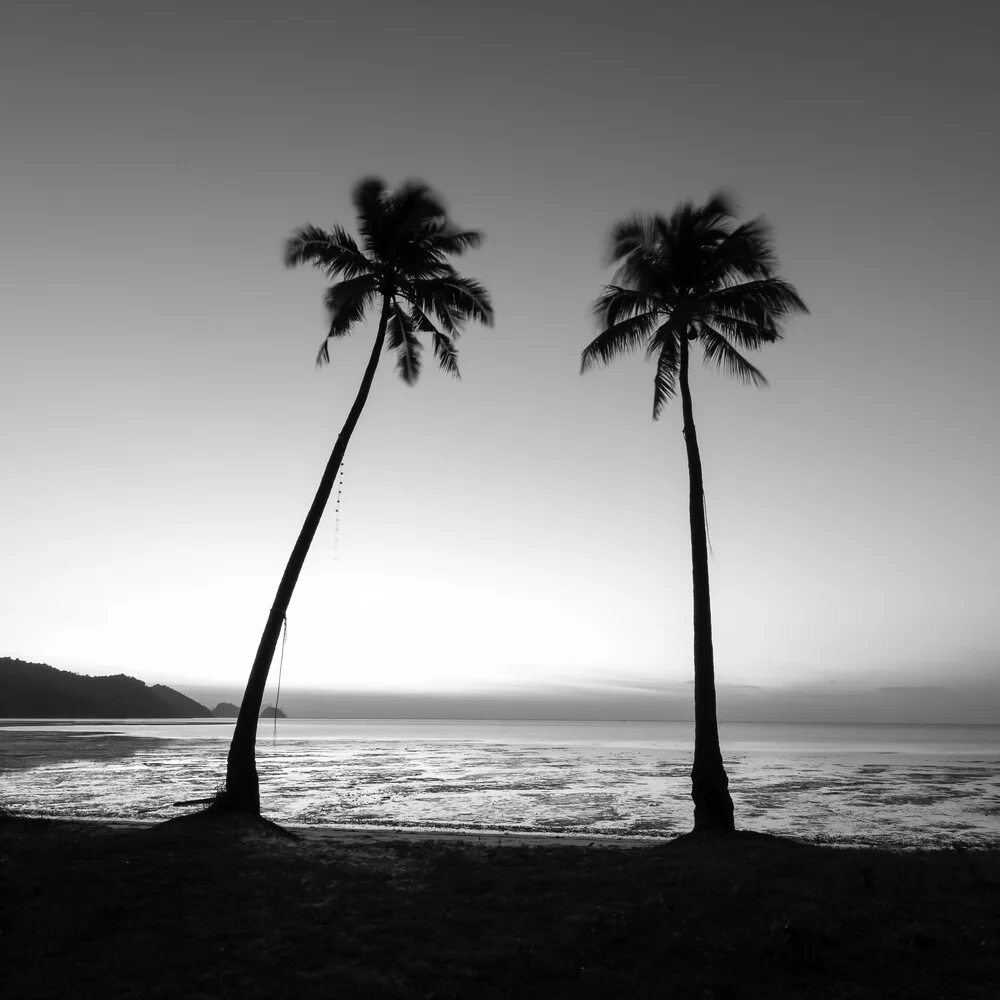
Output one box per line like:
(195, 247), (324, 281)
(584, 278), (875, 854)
(333, 463), (345, 560)
(270, 463), (343, 741)
(272, 614), (287, 742)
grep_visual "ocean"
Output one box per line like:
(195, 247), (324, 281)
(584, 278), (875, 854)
(1, 719), (998, 846)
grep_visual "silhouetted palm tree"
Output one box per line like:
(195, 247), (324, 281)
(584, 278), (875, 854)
(223, 177), (493, 814)
(582, 193), (807, 831)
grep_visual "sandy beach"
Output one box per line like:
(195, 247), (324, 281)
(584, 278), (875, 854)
(3, 810), (998, 999)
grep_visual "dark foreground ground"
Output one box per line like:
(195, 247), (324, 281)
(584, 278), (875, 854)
(2, 814), (997, 999)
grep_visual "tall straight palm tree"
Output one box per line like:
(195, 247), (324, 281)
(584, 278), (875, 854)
(581, 193), (807, 831)
(223, 177), (493, 815)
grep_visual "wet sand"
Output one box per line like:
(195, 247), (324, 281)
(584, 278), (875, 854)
(5, 725), (999, 845)
(0, 728), (172, 772)
(2, 812), (998, 999)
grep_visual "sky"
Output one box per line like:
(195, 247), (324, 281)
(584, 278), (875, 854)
(2, 0), (998, 722)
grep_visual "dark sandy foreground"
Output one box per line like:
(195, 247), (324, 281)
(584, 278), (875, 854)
(1, 813), (997, 999)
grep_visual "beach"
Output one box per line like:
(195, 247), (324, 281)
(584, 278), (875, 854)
(2, 811), (998, 999)
(5, 718), (998, 995)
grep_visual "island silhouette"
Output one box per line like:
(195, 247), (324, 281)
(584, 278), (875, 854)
(0, 657), (212, 718)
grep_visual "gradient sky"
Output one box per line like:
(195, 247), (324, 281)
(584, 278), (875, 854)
(2, 1), (998, 721)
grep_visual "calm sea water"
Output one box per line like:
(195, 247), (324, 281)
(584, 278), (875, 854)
(1, 719), (998, 846)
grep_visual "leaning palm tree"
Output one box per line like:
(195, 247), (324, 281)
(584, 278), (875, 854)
(222, 177), (493, 815)
(581, 193), (807, 831)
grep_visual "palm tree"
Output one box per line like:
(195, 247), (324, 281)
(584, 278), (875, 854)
(581, 193), (807, 831)
(222, 177), (493, 815)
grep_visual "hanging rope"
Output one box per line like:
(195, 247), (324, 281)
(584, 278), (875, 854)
(333, 463), (345, 560)
(272, 614), (287, 742)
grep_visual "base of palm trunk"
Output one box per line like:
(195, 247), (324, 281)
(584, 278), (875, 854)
(691, 772), (736, 832)
(219, 761), (261, 817)
(155, 802), (298, 841)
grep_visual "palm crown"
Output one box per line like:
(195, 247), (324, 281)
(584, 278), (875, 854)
(284, 177), (493, 382)
(581, 192), (808, 416)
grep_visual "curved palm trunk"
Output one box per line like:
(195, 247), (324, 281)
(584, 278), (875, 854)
(678, 335), (735, 832)
(223, 300), (391, 814)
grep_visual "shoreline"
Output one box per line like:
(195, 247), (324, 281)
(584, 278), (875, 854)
(8, 811), (661, 849)
(7, 809), (999, 852)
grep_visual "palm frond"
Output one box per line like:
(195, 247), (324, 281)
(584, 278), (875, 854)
(284, 224), (329, 267)
(422, 223), (482, 257)
(611, 252), (671, 298)
(606, 218), (673, 297)
(352, 176), (388, 211)
(644, 318), (682, 363)
(388, 181), (448, 240)
(403, 289), (459, 334)
(663, 199), (699, 243)
(409, 305), (438, 334)
(323, 277), (378, 337)
(607, 213), (661, 266)
(700, 217), (777, 286)
(352, 176), (389, 254)
(698, 324), (768, 387)
(708, 312), (781, 349)
(409, 305), (459, 376)
(697, 190), (739, 229)
(593, 285), (660, 328)
(432, 330), (461, 378)
(704, 277), (809, 325)
(652, 345), (680, 419)
(385, 301), (409, 351)
(410, 273), (494, 328)
(580, 309), (659, 373)
(283, 225), (373, 280)
(388, 303), (422, 385)
(394, 259), (454, 286)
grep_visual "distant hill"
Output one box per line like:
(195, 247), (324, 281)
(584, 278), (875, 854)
(212, 702), (241, 717)
(260, 706), (287, 719)
(0, 657), (213, 718)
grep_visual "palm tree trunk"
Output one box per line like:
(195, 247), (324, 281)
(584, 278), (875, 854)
(222, 299), (391, 814)
(678, 335), (735, 832)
